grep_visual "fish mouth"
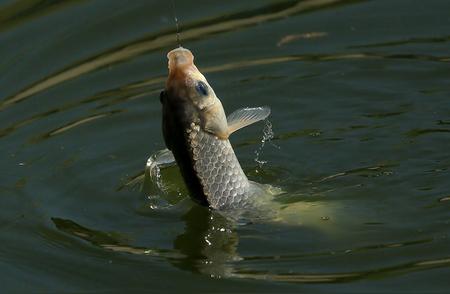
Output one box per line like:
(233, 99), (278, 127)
(167, 47), (195, 74)
(166, 47), (203, 93)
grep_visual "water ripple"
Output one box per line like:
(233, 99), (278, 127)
(0, 0), (80, 32)
(406, 128), (450, 138)
(233, 256), (450, 283)
(30, 110), (123, 143)
(350, 35), (450, 49)
(51, 215), (449, 284)
(1, 48), (448, 140)
(0, 0), (359, 111)
(318, 163), (396, 183)
(242, 238), (432, 261)
(0, 78), (158, 139)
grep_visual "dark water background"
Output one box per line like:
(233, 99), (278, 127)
(1, 0), (449, 292)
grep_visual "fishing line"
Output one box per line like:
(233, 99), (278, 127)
(171, 0), (182, 47)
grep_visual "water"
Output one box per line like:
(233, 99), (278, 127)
(1, 0), (449, 292)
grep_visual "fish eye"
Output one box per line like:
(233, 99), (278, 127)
(195, 81), (209, 96)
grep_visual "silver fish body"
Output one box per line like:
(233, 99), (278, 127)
(188, 126), (252, 209)
(161, 47), (269, 210)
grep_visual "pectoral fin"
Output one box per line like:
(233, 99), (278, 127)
(227, 107), (271, 135)
(204, 116), (229, 139)
(202, 100), (230, 139)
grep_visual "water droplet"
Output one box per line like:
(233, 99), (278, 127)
(254, 119), (277, 170)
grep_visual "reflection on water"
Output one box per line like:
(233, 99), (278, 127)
(173, 206), (240, 278)
(52, 205), (240, 278)
(52, 205), (450, 284)
(277, 31), (328, 47)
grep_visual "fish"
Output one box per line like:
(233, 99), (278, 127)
(160, 47), (270, 210)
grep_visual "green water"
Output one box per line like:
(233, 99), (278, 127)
(1, 0), (449, 292)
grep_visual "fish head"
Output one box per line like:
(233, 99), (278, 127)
(164, 47), (229, 139)
(166, 47), (217, 110)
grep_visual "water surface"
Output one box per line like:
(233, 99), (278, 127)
(1, 0), (449, 292)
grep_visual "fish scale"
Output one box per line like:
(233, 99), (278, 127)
(187, 123), (251, 209)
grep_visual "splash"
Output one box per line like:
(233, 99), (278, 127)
(146, 149), (173, 191)
(144, 149), (177, 209)
(254, 119), (278, 171)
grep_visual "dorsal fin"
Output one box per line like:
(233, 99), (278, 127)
(227, 107), (271, 135)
